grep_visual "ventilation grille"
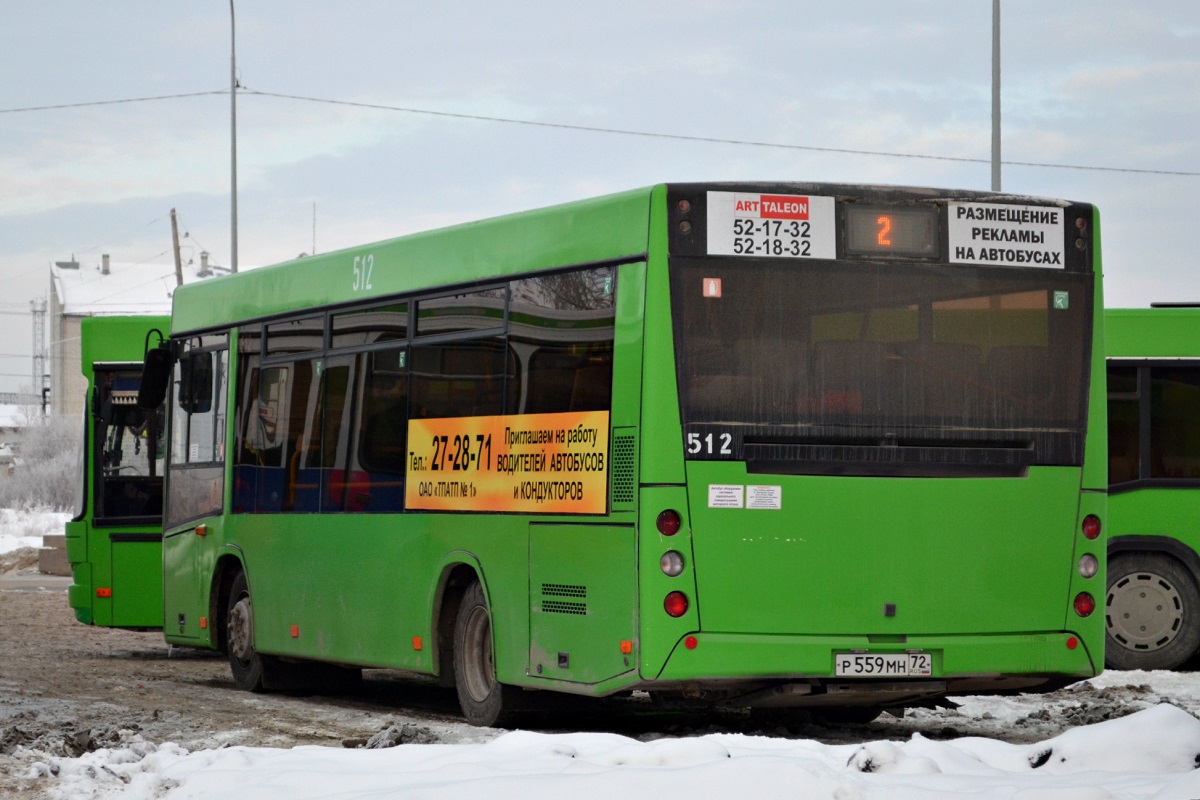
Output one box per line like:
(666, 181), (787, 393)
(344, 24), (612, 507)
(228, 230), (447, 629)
(542, 583), (586, 598)
(541, 583), (587, 615)
(543, 600), (587, 615)
(611, 434), (636, 505)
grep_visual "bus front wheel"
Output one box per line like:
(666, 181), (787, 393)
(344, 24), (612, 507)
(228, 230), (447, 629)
(453, 581), (519, 727)
(227, 571), (268, 692)
(1106, 553), (1200, 670)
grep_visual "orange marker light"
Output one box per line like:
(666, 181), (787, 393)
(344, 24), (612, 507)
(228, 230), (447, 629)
(195, 524), (208, 537)
(290, 625), (300, 638)
(412, 636), (423, 651)
(200, 617), (208, 630)
(619, 640), (633, 654)
(96, 587), (112, 598)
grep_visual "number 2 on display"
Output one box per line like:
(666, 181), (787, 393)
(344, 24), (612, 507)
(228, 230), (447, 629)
(876, 215), (892, 247)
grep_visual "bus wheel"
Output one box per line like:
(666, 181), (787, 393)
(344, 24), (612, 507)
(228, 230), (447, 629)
(227, 572), (267, 692)
(453, 581), (519, 727)
(1106, 553), (1200, 671)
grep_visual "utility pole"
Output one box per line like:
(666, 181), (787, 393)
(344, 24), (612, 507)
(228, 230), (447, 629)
(230, 0), (239, 273)
(30, 299), (46, 416)
(171, 208), (185, 287)
(988, 0), (998, 190)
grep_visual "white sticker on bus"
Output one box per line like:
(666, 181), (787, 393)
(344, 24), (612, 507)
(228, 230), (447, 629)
(707, 191), (836, 259)
(708, 484), (745, 509)
(947, 202), (1066, 268)
(747, 485), (782, 510)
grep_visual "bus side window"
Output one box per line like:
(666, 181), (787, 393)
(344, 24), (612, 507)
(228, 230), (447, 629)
(351, 349), (408, 513)
(509, 267), (616, 415)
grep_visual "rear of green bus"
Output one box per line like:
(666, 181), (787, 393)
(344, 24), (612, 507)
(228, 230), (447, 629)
(636, 183), (1105, 712)
(66, 315), (168, 629)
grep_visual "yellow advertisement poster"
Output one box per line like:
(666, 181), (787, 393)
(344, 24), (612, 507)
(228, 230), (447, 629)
(405, 410), (610, 514)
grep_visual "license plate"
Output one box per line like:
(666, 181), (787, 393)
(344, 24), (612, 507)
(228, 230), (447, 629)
(833, 652), (932, 677)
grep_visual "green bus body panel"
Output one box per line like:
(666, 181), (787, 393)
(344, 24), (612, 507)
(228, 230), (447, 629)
(68, 314), (169, 629)
(79, 315), (170, 366)
(1109, 490), (1200, 559)
(157, 184), (1104, 703)
(684, 464), (1082, 635)
(1106, 307), (1200, 359)
(1081, 211), (1108, 492)
(169, 189), (653, 334)
(528, 524), (637, 683)
(1106, 305), (1200, 561)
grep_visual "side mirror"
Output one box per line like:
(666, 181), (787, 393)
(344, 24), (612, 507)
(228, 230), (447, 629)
(138, 347), (173, 410)
(178, 351), (213, 414)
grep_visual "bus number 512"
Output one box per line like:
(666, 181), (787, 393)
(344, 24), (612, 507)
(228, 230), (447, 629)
(352, 254), (375, 291)
(687, 432), (733, 456)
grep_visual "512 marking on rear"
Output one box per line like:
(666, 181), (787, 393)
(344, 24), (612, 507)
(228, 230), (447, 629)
(686, 431), (732, 456)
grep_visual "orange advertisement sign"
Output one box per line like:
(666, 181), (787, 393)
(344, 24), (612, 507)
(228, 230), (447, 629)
(405, 410), (610, 514)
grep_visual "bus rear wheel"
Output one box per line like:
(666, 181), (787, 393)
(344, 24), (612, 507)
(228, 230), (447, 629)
(453, 581), (519, 727)
(1106, 553), (1200, 670)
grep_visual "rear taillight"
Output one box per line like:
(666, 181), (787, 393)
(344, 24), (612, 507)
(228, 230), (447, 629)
(1081, 515), (1101, 540)
(1074, 592), (1096, 617)
(664, 591), (689, 618)
(657, 509), (682, 536)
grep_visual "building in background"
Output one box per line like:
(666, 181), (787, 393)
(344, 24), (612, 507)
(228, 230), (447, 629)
(48, 253), (228, 418)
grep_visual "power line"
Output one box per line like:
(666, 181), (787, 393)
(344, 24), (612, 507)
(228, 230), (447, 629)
(2, 87), (1196, 178)
(245, 90), (1200, 177)
(0, 91), (225, 114)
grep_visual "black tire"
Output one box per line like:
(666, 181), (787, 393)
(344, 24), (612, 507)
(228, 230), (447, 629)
(226, 571), (267, 692)
(1106, 553), (1200, 670)
(453, 581), (520, 727)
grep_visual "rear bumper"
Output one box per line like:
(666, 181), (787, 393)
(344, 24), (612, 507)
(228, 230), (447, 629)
(641, 630), (1098, 706)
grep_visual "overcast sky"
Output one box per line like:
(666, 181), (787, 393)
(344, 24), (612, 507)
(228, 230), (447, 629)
(1, 2), (1197, 395)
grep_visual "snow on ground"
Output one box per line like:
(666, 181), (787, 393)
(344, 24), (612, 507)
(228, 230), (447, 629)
(7, 508), (1200, 798)
(31, 703), (1200, 799)
(0, 507), (70, 554)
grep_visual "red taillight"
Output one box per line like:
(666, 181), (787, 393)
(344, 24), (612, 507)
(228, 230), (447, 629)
(657, 509), (682, 536)
(1081, 515), (1101, 540)
(664, 591), (689, 617)
(1074, 592), (1096, 617)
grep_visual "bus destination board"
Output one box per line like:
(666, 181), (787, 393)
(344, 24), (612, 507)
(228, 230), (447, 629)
(707, 191), (836, 259)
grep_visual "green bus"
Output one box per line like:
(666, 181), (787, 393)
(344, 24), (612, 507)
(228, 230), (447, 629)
(1106, 305), (1200, 670)
(67, 314), (169, 629)
(141, 183), (1106, 725)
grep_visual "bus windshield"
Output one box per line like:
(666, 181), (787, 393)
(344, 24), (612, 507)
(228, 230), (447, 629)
(670, 257), (1092, 473)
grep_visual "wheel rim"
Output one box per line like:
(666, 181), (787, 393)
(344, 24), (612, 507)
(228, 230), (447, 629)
(461, 604), (495, 703)
(228, 595), (255, 663)
(1107, 571), (1185, 652)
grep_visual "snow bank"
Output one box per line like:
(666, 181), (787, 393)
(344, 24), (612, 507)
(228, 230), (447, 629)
(35, 704), (1200, 800)
(0, 507), (69, 555)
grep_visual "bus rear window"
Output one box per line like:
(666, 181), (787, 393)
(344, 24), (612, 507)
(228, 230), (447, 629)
(670, 257), (1091, 467)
